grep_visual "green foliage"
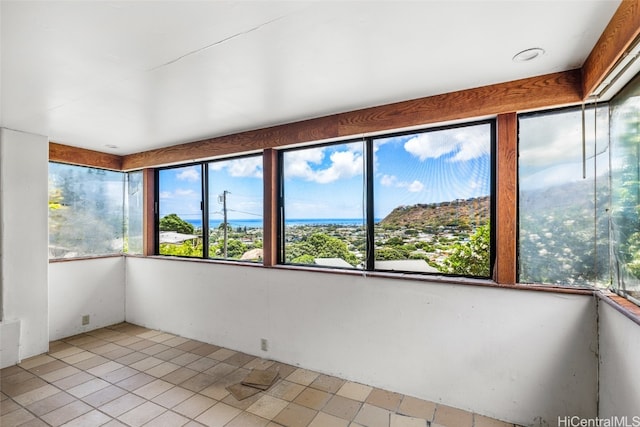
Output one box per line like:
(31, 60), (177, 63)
(443, 225), (490, 277)
(159, 214), (195, 234)
(160, 241), (203, 257)
(286, 233), (358, 266)
(375, 247), (407, 261)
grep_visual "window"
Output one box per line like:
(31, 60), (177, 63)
(610, 72), (640, 303)
(48, 162), (125, 259)
(278, 120), (494, 278)
(156, 155), (263, 261)
(518, 106), (610, 287)
(372, 123), (493, 276)
(125, 171), (144, 255)
(158, 165), (204, 257)
(208, 156), (263, 261)
(280, 141), (365, 268)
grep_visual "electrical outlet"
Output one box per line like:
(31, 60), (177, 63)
(81, 315), (90, 326)
(260, 338), (268, 351)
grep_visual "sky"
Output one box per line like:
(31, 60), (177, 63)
(519, 106), (610, 191)
(158, 123), (494, 222)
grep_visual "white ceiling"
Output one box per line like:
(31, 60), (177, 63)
(0, 0), (621, 155)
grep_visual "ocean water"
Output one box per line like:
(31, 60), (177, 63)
(186, 218), (372, 229)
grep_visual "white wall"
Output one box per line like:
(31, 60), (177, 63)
(49, 257), (126, 341)
(0, 128), (49, 364)
(126, 257), (597, 426)
(598, 301), (640, 420)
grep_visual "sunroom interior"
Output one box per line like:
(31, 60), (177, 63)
(1, 1), (640, 426)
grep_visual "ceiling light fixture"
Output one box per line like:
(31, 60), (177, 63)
(105, 144), (118, 149)
(512, 47), (545, 62)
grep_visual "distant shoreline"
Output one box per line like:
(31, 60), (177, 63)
(182, 218), (379, 228)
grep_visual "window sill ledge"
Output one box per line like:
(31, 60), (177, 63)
(597, 290), (640, 327)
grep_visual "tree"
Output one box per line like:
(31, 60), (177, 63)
(286, 233), (358, 266)
(443, 225), (490, 276)
(159, 213), (195, 234)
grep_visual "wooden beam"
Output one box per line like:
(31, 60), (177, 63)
(582, 0), (640, 98)
(262, 149), (279, 267)
(122, 116), (338, 171)
(49, 142), (123, 171)
(338, 70), (582, 136)
(122, 70), (582, 170)
(494, 113), (518, 285)
(143, 168), (156, 256)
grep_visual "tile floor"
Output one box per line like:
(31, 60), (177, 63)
(1, 323), (522, 427)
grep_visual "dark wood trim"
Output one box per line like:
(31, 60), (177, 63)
(582, 0), (640, 98)
(262, 149), (278, 267)
(598, 290), (640, 327)
(122, 70), (582, 170)
(49, 142), (123, 171)
(494, 113), (518, 285)
(338, 70), (581, 136)
(143, 169), (156, 257)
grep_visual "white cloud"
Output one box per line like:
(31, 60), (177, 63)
(159, 191), (172, 199)
(210, 157), (263, 178)
(285, 146), (363, 184)
(406, 180), (424, 192)
(175, 189), (196, 197)
(379, 174), (424, 193)
(380, 174), (398, 186)
(404, 126), (490, 162)
(177, 166), (200, 182)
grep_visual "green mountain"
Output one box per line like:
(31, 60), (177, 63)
(379, 196), (490, 229)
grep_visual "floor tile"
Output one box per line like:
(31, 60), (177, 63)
(272, 402), (317, 427)
(152, 386), (195, 409)
(366, 388), (403, 412)
(18, 417), (50, 427)
(170, 353), (202, 366)
(1, 407), (36, 426)
(353, 403), (391, 427)
(286, 369), (320, 386)
(1, 397), (21, 415)
(309, 411), (350, 427)
(293, 387), (332, 410)
(118, 401), (166, 426)
(28, 359), (69, 377)
(101, 366), (140, 383)
(19, 354), (56, 370)
(267, 380), (305, 402)
(81, 384), (128, 407)
(26, 391), (76, 416)
(390, 413), (427, 427)
(130, 356), (163, 372)
(67, 377), (110, 398)
(141, 343), (171, 356)
(203, 362), (236, 380)
(322, 395), (362, 421)
(186, 357), (218, 373)
(149, 333), (176, 343)
(99, 393), (146, 417)
(143, 410), (191, 426)
(180, 373), (217, 392)
(86, 360), (124, 377)
(161, 367), (199, 385)
(2, 376), (48, 397)
(309, 375), (345, 394)
(199, 381), (232, 402)
(116, 372), (156, 392)
(40, 400), (93, 426)
(209, 348), (236, 362)
(433, 403), (473, 427)
(53, 372), (95, 391)
(61, 409), (112, 426)
(41, 366), (81, 383)
(162, 336), (190, 348)
(154, 348), (185, 362)
(146, 361), (180, 378)
(190, 344), (221, 357)
(115, 351), (150, 366)
(133, 379), (174, 400)
(195, 402), (242, 427)
(247, 395), (289, 420)
(173, 393), (217, 418)
(474, 414), (515, 427)
(13, 384), (61, 406)
(175, 340), (205, 353)
(61, 351), (95, 365)
(336, 382), (373, 402)
(397, 396), (435, 420)
(225, 411), (270, 427)
(243, 358), (275, 371)
(224, 352), (256, 367)
(221, 388), (263, 411)
(71, 355), (110, 371)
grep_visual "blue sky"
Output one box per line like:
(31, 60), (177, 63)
(159, 123), (493, 222)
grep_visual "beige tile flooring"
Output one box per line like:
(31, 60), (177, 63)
(0, 323), (521, 427)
